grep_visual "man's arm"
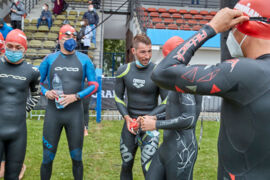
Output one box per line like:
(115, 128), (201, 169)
(15, 3), (25, 15)
(39, 57), (49, 95)
(114, 64), (129, 117)
(77, 59), (99, 99)
(147, 87), (168, 116)
(95, 12), (99, 26)
(152, 9), (249, 96)
(26, 68), (41, 112)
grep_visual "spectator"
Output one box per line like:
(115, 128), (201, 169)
(37, 3), (52, 29)
(0, 18), (13, 39)
(10, 0), (25, 30)
(83, 4), (99, 46)
(78, 19), (93, 55)
(191, 0), (200, 4)
(53, 0), (64, 15)
(88, 0), (100, 9)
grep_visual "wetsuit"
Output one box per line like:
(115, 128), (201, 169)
(146, 92), (202, 180)
(83, 81), (91, 129)
(0, 57), (40, 179)
(39, 51), (98, 180)
(115, 62), (167, 179)
(151, 24), (270, 180)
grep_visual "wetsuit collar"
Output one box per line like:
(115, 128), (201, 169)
(255, 53), (270, 60)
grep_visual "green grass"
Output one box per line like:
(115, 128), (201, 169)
(21, 119), (219, 180)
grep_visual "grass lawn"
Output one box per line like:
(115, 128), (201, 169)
(22, 118), (219, 180)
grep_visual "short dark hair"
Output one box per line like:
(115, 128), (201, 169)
(44, 3), (49, 8)
(133, 34), (151, 49)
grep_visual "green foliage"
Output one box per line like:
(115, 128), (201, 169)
(104, 39), (125, 53)
(22, 119), (219, 179)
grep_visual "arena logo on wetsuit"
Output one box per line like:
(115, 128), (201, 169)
(141, 136), (159, 165)
(120, 138), (133, 162)
(173, 30), (207, 62)
(54, 67), (79, 72)
(0, 74), (27, 80)
(133, 78), (145, 88)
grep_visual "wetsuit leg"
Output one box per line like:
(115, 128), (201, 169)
(140, 132), (159, 177)
(145, 150), (165, 180)
(120, 121), (138, 180)
(64, 106), (84, 180)
(82, 96), (90, 129)
(40, 108), (63, 180)
(4, 129), (26, 180)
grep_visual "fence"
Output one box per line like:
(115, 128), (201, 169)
(29, 77), (222, 121)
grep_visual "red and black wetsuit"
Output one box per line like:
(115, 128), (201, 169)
(152, 24), (270, 179)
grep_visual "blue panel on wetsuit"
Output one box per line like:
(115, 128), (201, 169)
(70, 148), (82, 161)
(43, 149), (56, 164)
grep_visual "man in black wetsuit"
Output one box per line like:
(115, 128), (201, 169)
(0, 29), (40, 179)
(140, 36), (202, 180)
(114, 34), (167, 179)
(151, 0), (270, 179)
(39, 24), (98, 180)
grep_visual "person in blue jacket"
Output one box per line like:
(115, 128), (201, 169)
(39, 24), (99, 180)
(0, 18), (13, 39)
(37, 3), (52, 29)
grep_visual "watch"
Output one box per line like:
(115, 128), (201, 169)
(75, 93), (80, 100)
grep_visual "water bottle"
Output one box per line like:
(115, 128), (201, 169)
(52, 73), (64, 109)
(146, 130), (160, 138)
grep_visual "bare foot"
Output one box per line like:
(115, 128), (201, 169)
(19, 164), (26, 180)
(0, 161), (5, 178)
(84, 129), (89, 136)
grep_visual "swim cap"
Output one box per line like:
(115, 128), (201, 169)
(234, 0), (270, 40)
(5, 29), (27, 51)
(0, 33), (4, 54)
(162, 36), (184, 57)
(59, 24), (76, 40)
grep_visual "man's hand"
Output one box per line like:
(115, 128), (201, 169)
(209, 8), (249, 34)
(141, 116), (157, 131)
(124, 115), (136, 135)
(59, 94), (77, 107)
(11, 8), (17, 13)
(45, 90), (58, 100)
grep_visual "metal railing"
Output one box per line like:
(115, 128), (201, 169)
(24, 0), (40, 14)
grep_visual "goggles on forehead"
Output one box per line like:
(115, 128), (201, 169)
(249, 17), (270, 24)
(64, 31), (77, 36)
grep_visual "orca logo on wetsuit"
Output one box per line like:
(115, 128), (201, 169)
(133, 78), (145, 89)
(0, 74), (27, 81)
(54, 67), (79, 72)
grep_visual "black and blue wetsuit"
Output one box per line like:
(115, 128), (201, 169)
(39, 51), (98, 180)
(146, 92), (202, 180)
(152, 24), (270, 180)
(114, 62), (167, 179)
(0, 57), (40, 180)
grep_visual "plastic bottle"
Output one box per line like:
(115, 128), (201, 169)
(52, 73), (64, 109)
(146, 130), (160, 138)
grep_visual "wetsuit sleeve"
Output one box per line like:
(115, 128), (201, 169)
(147, 88), (168, 116)
(39, 57), (49, 95)
(156, 112), (166, 120)
(151, 25), (237, 96)
(156, 94), (197, 130)
(78, 59), (99, 99)
(114, 64), (129, 117)
(26, 68), (41, 112)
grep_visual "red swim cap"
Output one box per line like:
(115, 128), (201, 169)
(162, 36), (184, 57)
(0, 33), (4, 54)
(59, 24), (76, 40)
(234, 0), (270, 40)
(5, 29), (27, 51)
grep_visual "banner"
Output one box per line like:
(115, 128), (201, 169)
(90, 77), (117, 110)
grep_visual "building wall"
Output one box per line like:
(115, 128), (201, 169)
(151, 47), (221, 65)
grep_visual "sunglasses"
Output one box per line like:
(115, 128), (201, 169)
(249, 17), (270, 24)
(65, 31), (77, 36)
